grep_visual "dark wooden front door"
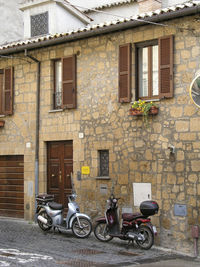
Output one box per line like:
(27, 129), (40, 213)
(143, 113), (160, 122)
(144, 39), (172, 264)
(0, 155), (24, 218)
(47, 141), (73, 208)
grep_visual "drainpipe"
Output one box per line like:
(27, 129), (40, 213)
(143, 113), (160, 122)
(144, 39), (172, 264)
(25, 50), (40, 221)
(191, 225), (199, 257)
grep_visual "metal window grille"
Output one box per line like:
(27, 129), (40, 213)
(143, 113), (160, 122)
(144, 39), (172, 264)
(31, 12), (49, 37)
(55, 91), (62, 109)
(99, 150), (109, 177)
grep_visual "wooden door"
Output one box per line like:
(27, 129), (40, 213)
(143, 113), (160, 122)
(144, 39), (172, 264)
(0, 155), (24, 218)
(47, 141), (73, 208)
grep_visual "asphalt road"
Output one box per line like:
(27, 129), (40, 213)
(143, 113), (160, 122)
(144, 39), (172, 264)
(0, 217), (199, 267)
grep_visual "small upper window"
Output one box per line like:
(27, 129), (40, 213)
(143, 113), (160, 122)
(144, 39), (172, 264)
(138, 43), (159, 99)
(31, 12), (49, 37)
(98, 150), (109, 177)
(0, 68), (13, 115)
(53, 56), (77, 110)
(54, 60), (62, 109)
(135, 36), (174, 100)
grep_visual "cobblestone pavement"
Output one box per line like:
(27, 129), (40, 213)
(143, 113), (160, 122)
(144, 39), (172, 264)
(0, 217), (199, 267)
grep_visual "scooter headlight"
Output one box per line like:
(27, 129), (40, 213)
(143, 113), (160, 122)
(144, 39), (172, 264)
(71, 193), (77, 200)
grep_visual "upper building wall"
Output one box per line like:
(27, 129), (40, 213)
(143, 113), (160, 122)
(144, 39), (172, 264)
(0, 0), (194, 45)
(0, 0), (23, 45)
(20, 0), (90, 39)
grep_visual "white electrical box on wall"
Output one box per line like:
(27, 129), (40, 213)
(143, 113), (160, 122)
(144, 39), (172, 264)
(133, 183), (152, 206)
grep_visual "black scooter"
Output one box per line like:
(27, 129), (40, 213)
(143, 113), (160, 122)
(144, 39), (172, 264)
(94, 194), (159, 249)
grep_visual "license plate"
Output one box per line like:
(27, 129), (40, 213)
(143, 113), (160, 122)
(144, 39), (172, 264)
(153, 226), (157, 234)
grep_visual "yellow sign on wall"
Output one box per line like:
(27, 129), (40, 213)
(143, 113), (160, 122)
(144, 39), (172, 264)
(81, 166), (90, 175)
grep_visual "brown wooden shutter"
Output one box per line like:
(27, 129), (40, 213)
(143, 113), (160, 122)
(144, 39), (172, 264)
(0, 70), (3, 114)
(159, 35), (173, 98)
(119, 43), (131, 103)
(62, 55), (76, 109)
(4, 67), (13, 115)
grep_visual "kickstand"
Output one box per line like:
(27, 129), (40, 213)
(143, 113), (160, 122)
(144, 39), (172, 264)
(126, 240), (133, 249)
(53, 227), (61, 234)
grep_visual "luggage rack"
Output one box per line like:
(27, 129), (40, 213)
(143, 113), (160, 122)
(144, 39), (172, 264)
(36, 193), (54, 204)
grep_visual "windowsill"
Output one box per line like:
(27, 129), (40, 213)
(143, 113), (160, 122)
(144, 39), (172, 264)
(95, 176), (110, 180)
(131, 99), (160, 104)
(48, 109), (63, 113)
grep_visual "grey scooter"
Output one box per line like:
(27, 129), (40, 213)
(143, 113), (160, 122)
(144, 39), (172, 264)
(36, 193), (92, 238)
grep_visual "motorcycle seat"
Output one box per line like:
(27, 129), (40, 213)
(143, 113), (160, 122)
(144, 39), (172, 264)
(48, 202), (64, 210)
(122, 212), (142, 221)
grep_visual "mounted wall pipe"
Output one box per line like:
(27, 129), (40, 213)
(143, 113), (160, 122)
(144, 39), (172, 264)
(25, 49), (40, 221)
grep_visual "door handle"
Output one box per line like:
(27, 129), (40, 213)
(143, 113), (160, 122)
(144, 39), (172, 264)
(51, 174), (55, 177)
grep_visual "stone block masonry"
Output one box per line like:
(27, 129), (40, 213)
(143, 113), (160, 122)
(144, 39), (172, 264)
(0, 14), (200, 255)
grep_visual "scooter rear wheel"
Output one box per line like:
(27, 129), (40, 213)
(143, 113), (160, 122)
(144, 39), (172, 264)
(136, 225), (154, 250)
(72, 217), (92, 238)
(94, 222), (113, 242)
(37, 210), (52, 231)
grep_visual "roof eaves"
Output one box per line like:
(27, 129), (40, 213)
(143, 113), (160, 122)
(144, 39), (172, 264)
(59, 0), (93, 22)
(83, 0), (135, 13)
(1, 0), (200, 55)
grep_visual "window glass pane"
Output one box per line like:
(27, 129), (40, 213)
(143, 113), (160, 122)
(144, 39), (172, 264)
(99, 150), (109, 177)
(152, 45), (158, 96)
(55, 60), (62, 108)
(139, 47), (148, 97)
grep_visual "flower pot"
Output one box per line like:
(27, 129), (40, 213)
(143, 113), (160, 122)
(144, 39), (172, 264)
(0, 120), (5, 127)
(149, 106), (159, 115)
(129, 109), (143, 116)
(129, 106), (159, 116)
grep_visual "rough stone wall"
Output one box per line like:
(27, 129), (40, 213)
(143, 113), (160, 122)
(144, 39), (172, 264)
(0, 58), (37, 220)
(1, 14), (200, 254)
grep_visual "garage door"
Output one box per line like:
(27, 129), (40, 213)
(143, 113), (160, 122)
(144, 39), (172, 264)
(0, 155), (24, 218)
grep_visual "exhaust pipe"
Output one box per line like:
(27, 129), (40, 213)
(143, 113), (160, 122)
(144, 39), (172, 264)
(127, 232), (144, 241)
(127, 232), (137, 240)
(37, 215), (48, 224)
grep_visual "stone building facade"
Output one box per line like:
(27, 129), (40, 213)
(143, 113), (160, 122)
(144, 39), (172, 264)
(0, 1), (200, 256)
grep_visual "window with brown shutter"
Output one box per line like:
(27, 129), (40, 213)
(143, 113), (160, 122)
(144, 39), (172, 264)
(135, 35), (173, 100)
(0, 67), (13, 115)
(53, 55), (76, 110)
(159, 35), (173, 98)
(119, 43), (131, 103)
(0, 70), (3, 114)
(62, 55), (76, 109)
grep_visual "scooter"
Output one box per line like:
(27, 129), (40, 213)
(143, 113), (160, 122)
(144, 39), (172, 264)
(94, 194), (159, 249)
(36, 193), (92, 238)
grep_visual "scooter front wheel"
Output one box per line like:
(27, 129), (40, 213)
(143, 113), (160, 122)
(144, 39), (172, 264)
(72, 217), (92, 238)
(94, 222), (113, 242)
(136, 225), (154, 250)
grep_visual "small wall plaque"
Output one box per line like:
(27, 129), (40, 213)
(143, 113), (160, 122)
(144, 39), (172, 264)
(81, 166), (90, 175)
(100, 184), (108, 194)
(174, 204), (187, 217)
(27, 181), (33, 197)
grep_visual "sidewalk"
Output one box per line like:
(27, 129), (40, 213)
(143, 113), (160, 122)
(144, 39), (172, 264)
(0, 216), (200, 267)
(129, 259), (200, 267)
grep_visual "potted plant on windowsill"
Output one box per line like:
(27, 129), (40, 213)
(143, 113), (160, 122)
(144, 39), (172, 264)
(129, 99), (159, 122)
